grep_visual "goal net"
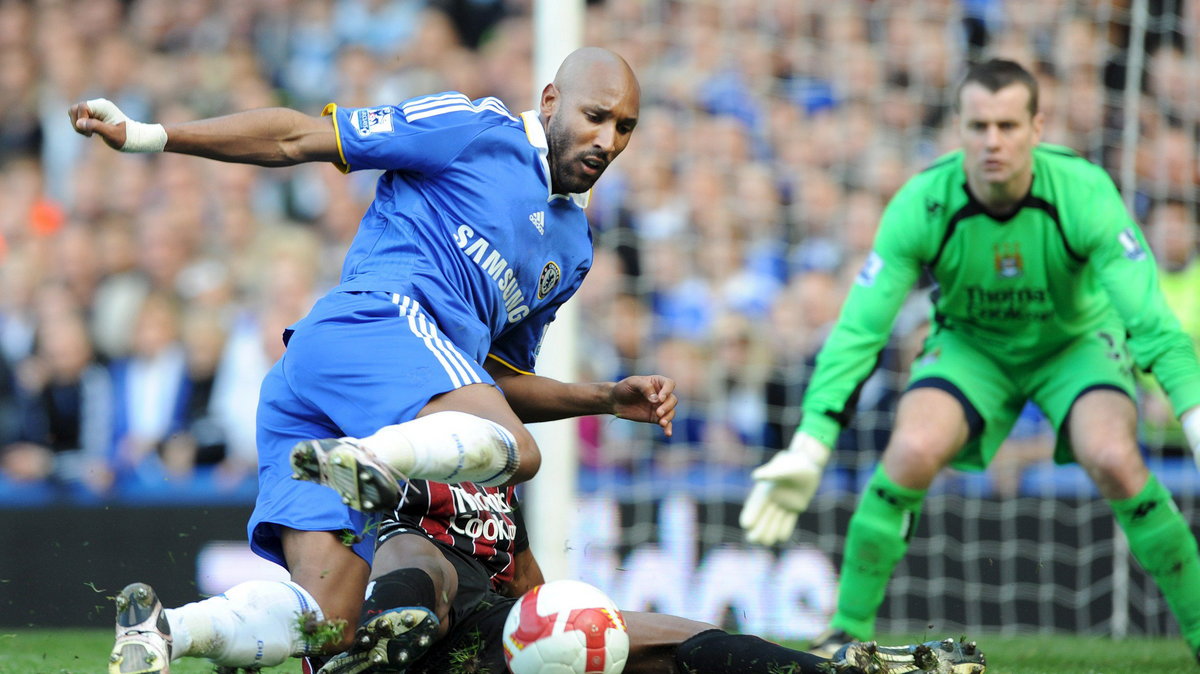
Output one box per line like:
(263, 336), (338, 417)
(550, 0), (1200, 641)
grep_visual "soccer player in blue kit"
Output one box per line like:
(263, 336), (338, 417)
(71, 48), (678, 674)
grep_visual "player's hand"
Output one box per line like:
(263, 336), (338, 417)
(609, 375), (677, 437)
(68, 99), (129, 149)
(68, 98), (166, 152)
(739, 431), (831, 545)
(1183, 406), (1200, 471)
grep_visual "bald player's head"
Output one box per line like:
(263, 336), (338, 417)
(540, 47), (640, 195)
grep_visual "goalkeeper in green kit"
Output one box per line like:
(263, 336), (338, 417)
(740, 58), (1200, 664)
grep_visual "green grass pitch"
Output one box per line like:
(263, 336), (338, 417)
(0, 629), (1194, 673)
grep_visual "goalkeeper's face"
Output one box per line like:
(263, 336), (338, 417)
(958, 82), (1044, 194)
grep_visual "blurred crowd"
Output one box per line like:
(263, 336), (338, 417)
(1, 0), (1198, 504)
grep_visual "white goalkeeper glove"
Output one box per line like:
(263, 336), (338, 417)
(1183, 407), (1200, 471)
(81, 98), (167, 153)
(739, 431), (831, 545)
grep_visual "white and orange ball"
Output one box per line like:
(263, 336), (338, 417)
(502, 580), (629, 674)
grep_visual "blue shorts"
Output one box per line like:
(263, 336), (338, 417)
(247, 291), (495, 569)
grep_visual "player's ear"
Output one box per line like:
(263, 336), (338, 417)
(1031, 110), (1045, 142)
(539, 83), (560, 118)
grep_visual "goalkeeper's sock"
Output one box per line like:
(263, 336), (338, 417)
(356, 411), (520, 486)
(166, 580), (324, 666)
(1110, 474), (1200, 652)
(831, 464), (926, 640)
(675, 629), (830, 673)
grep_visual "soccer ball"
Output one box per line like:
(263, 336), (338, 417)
(502, 579), (629, 674)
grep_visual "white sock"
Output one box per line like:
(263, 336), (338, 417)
(356, 410), (521, 486)
(165, 580), (323, 667)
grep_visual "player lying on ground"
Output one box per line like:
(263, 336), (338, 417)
(739, 58), (1200, 663)
(78, 48), (679, 674)
(301, 472), (985, 674)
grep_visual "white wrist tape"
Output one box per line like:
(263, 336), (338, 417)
(85, 97), (167, 153)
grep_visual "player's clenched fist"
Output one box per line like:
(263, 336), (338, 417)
(68, 98), (167, 152)
(740, 431), (830, 545)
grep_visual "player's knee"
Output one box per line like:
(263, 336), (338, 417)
(509, 425), (541, 483)
(1076, 439), (1146, 497)
(885, 430), (953, 482)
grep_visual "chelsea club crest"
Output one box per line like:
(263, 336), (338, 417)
(537, 261), (561, 300)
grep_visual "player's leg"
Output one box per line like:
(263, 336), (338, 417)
(621, 611), (713, 672)
(140, 535), (367, 673)
(110, 359), (375, 673)
(365, 532), (458, 638)
(1039, 333), (1200, 659)
(816, 329), (1020, 654)
(317, 533), (455, 673)
(637, 612), (834, 673)
(813, 387), (967, 652)
(371, 595), (986, 674)
(289, 293), (534, 511)
(319, 531), (502, 673)
(629, 611), (984, 674)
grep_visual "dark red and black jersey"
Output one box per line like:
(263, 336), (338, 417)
(378, 479), (528, 587)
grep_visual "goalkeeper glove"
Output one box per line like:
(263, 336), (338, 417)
(739, 431), (831, 545)
(1184, 407), (1200, 471)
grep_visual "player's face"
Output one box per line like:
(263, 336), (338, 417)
(958, 82), (1044, 194)
(545, 84), (639, 195)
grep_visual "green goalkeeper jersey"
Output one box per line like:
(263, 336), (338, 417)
(799, 143), (1200, 446)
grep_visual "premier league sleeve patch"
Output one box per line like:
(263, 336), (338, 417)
(352, 107), (395, 137)
(855, 251), (884, 286)
(1117, 227), (1146, 261)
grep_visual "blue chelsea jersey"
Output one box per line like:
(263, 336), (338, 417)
(324, 93), (594, 374)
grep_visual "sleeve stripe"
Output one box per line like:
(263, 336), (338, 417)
(486, 353), (534, 376)
(402, 92), (472, 111)
(402, 95), (517, 123)
(403, 93), (472, 114)
(406, 104), (482, 123)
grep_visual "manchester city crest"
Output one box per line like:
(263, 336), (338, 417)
(537, 261), (561, 300)
(993, 241), (1023, 278)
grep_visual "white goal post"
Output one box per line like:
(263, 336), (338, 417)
(523, 0), (584, 584)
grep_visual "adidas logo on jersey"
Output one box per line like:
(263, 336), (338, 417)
(530, 211), (545, 235)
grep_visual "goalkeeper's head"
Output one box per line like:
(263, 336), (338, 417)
(955, 58), (1045, 207)
(956, 58), (1040, 117)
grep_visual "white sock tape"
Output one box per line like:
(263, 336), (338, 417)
(85, 97), (167, 153)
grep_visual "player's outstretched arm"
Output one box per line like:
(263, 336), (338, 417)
(484, 361), (676, 437)
(68, 98), (340, 166)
